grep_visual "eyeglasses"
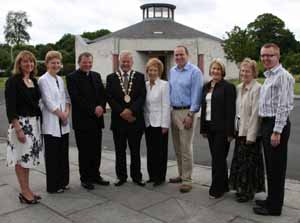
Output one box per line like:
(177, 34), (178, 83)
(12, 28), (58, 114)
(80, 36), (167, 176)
(260, 54), (276, 58)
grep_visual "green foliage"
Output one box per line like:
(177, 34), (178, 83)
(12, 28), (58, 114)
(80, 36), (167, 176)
(13, 44), (37, 58)
(223, 13), (300, 74)
(35, 43), (56, 60)
(223, 26), (256, 63)
(282, 53), (300, 75)
(0, 48), (11, 70)
(4, 11), (32, 46)
(81, 29), (111, 40)
(247, 13), (300, 57)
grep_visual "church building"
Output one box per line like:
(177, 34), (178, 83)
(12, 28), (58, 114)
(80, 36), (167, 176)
(75, 3), (239, 81)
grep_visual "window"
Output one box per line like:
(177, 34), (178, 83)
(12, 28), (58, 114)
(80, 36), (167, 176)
(154, 7), (163, 18)
(148, 7), (154, 18)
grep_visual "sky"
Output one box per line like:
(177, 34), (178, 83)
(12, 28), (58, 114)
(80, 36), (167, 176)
(0, 0), (299, 45)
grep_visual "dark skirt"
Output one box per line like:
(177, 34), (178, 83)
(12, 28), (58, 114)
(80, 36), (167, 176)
(229, 137), (265, 196)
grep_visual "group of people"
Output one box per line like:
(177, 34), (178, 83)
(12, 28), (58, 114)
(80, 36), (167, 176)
(5, 43), (294, 217)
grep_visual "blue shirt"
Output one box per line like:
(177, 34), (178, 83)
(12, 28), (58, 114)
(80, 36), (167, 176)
(169, 62), (203, 112)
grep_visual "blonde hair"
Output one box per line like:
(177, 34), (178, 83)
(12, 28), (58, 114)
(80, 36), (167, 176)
(45, 50), (62, 64)
(12, 50), (37, 76)
(209, 58), (226, 77)
(240, 58), (258, 78)
(146, 58), (164, 77)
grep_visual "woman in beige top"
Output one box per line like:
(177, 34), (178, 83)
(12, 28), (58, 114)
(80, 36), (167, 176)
(229, 58), (265, 203)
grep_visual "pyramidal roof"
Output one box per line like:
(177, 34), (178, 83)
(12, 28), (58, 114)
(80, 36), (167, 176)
(84, 3), (222, 44)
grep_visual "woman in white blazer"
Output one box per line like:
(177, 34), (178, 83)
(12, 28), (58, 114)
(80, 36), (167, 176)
(144, 58), (170, 187)
(229, 58), (265, 202)
(38, 51), (71, 193)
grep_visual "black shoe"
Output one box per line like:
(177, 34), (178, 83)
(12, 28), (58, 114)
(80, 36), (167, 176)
(153, 181), (165, 187)
(18, 193), (39, 204)
(81, 182), (95, 190)
(133, 180), (146, 187)
(146, 179), (154, 183)
(255, 199), (267, 207)
(236, 196), (250, 203)
(253, 207), (281, 216)
(114, 179), (127, 187)
(94, 178), (110, 186)
(34, 194), (42, 200)
(48, 188), (64, 194)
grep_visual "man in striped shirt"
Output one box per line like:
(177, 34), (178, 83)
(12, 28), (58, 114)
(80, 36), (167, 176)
(253, 43), (295, 216)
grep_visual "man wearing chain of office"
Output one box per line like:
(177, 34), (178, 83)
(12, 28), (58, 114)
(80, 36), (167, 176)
(106, 51), (147, 187)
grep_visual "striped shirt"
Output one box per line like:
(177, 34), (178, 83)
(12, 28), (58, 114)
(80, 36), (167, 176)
(258, 64), (295, 133)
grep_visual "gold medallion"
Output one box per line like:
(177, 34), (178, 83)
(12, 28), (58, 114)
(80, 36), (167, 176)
(124, 95), (131, 103)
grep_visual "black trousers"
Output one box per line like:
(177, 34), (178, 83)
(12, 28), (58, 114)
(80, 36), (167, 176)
(112, 128), (143, 181)
(44, 134), (69, 193)
(207, 125), (230, 197)
(262, 117), (290, 213)
(145, 126), (168, 182)
(74, 129), (102, 183)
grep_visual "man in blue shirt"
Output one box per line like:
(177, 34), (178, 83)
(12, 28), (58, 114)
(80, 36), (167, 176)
(169, 45), (203, 193)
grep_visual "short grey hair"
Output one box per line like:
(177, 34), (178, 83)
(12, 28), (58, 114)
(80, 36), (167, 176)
(119, 51), (133, 61)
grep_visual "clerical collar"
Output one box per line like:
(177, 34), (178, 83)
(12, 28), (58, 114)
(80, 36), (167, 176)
(78, 69), (90, 76)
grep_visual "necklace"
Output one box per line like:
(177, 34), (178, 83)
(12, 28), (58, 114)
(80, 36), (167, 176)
(116, 70), (135, 103)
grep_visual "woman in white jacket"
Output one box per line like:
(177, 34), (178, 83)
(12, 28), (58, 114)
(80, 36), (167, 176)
(144, 58), (170, 187)
(38, 51), (71, 193)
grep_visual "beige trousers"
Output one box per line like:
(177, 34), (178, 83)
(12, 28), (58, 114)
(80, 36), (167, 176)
(171, 109), (197, 183)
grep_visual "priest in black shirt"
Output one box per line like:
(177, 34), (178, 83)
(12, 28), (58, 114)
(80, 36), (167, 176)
(66, 52), (109, 190)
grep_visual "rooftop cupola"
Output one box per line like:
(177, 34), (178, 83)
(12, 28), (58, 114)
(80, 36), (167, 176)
(140, 3), (176, 21)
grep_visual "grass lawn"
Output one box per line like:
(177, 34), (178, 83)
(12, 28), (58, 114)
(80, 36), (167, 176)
(0, 76), (299, 95)
(0, 77), (7, 89)
(229, 77), (300, 96)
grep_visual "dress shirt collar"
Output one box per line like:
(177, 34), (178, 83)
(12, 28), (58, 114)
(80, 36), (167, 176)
(175, 62), (191, 72)
(46, 72), (58, 80)
(119, 69), (132, 76)
(264, 64), (282, 78)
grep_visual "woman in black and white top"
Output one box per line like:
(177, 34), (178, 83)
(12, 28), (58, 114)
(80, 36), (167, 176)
(200, 58), (236, 199)
(5, 51), (43, 204)
(38, 51), (71, 193)
(144, 58), (170, 187)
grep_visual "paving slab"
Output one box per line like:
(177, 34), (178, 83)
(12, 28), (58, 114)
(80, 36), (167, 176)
(172, 207), (235, 223)
(39, 187), (107, 216)
(90, 182), (171, 211)
(68, 201), (163, 223)
(0, 205), (72, 223)
(211, 196), (300, 223)
(0, 169), (46, 192)
(0, 185), (26, 215)
(142, 198), (203, 222)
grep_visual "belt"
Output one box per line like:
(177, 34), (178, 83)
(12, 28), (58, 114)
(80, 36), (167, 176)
(172, 106), (190, 110)
(261, 116), (275, 122)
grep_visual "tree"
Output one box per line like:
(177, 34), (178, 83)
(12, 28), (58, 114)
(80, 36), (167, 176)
(223, 13), (300, 64)
(247, 13), (300, 56)
(81, 29), (111, 40)
(223, 26), (256, 63)
(4, 11), (32, 46)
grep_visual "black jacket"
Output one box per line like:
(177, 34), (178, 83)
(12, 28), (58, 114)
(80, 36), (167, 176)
(106, 71), (146, 130)
(5, 75), (41, 123)
(200, 79), (236, 137)
(66, 69), (106, 131)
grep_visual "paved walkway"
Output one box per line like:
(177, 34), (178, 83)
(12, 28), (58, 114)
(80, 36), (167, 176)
(0, 141), (300, 223)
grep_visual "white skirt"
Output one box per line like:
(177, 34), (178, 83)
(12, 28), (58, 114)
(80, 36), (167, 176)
(7, 116), (43, 168)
